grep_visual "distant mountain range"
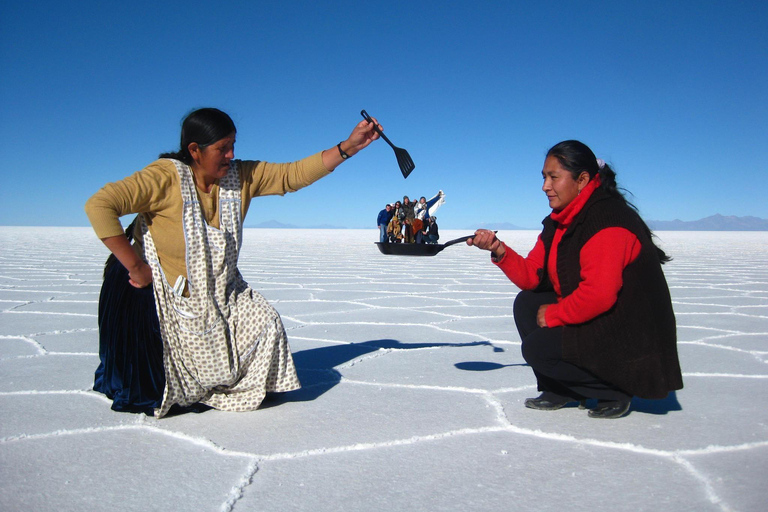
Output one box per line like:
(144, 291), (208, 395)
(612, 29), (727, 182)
(647, 214), (768, 231)
(248, 220), (345, 229)
(467, 222), (531, 231)
(248, 215), (768, 231)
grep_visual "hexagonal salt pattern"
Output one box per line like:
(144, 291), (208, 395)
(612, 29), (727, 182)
(1, 227), (766, 512)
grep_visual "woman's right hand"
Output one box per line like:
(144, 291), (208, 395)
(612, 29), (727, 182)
(101, 234), (153, 288)
(128, 261), (153, 288)
(467, 229), (505, 259)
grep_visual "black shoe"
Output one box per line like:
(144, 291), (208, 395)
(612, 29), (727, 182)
(524, 393), (572, 411)
(588, 399), (631, 419)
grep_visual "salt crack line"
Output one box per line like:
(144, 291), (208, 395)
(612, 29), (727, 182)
(2, 420), (259, 463)
(676, 311), (768, 319)
(340, 375), (538, 400)
(677, 325), (744, 335)
(675, 439), (768, 456)
(287, 335), (352, 345)
(5, 351), (97, 360)
(492, 385), (539, 394)
(251, 416), (750, 512)
(500, 422), (730, 510)
(0, 335), (47, 355)
(335, 349), (394, 369)
(340, 376), (492, 395)
(280, 318), (511, 344)
(681, 340), (768, 361)
(15, 327), (98, 337)
(220, 458), (260, 512)
(683, 372), (768, 378)
(0, 389), (107, 400)
(482, 393), (511, 426)
(671, 455), (733, 512)
(0, 287), (88, 294)
(3, 310), (96, 318)
(256, 425), (510, 462)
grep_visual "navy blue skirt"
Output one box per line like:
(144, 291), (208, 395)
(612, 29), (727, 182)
(94, 259), (165, 415)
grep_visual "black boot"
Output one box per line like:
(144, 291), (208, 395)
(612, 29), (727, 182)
(588, 399), (631, 419)
(524, 392), (574, 411)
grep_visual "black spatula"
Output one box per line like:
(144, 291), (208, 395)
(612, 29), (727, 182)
(361, 109), (415, 178)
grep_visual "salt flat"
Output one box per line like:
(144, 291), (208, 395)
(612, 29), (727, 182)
(1, 227), (767, 512)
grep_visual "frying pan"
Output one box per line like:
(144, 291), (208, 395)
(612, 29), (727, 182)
(375, 235), (473, 256)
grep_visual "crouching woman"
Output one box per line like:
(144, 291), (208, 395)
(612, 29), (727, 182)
(468, 140), (682, 419)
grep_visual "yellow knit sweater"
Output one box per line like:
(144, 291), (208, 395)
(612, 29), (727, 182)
(85, 153), (329, 286)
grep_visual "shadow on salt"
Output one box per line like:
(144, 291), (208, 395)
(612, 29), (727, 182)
(262, 338), (496, 408)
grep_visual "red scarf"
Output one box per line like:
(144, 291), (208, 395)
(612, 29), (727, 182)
(547, 174), (602, 297)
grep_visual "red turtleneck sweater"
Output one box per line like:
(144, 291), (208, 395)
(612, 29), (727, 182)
(494, 176), (641, 327)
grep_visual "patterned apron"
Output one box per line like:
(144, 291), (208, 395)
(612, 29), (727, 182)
(141, 160), (300, 418)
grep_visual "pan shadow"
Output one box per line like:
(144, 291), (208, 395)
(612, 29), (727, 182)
(262, 339), (494, 408)
(454, 361), (529, 371)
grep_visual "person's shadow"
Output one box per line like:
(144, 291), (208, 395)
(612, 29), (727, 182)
(628, 391), (682, 414)
(263, 339), (495, 407)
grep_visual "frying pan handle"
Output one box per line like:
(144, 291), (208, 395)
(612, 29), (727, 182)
(361, 110), (395, 148)
(441, 231), (497, 249)
(441, 235), (474, 248)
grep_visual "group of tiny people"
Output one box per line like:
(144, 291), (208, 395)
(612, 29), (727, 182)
(376, 191), (444, 244)
(86, 107), (682, 420)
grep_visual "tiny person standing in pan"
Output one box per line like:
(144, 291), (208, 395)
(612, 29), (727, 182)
(85, 107), (380, 417)
(468, 140), (682, 419)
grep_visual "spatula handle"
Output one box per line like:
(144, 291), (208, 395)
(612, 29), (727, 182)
(361, 110), (396, 149)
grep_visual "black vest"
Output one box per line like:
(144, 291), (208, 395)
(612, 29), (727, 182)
(535, 187), (683, 398)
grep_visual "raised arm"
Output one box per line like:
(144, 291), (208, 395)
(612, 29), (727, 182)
(321, 118), (381, 171)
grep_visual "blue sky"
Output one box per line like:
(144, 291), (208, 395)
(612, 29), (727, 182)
(1, 0), (766, 230)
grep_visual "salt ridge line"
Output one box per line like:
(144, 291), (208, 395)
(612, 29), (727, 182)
(0, 335), (46, 355)
(275, 298), (513, 318)
(279, 316), (515, 342)
(3, 310), (97, 317)
(0, 385), (757, 502)
(669, 456), (731, 512)
(683, 372), (768, 378)
(220, 458), (260, 512)
(681, 340), (768, 359)
(676, 311), (768, 319)
(0, 389), (109, 399)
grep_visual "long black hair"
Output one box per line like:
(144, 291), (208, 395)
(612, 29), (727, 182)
(159, 108), (236, 164)
(546, 140), (671, 263)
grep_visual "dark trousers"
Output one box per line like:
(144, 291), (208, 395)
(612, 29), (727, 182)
(514, 290), (630, 402)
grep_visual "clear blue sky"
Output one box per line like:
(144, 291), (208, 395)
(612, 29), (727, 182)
(2, 0), (766, 229)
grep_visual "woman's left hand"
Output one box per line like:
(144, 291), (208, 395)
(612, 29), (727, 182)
(537, 304), (549, 327)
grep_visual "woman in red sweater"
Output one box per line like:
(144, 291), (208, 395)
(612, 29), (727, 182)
(468, 140), (682, 419)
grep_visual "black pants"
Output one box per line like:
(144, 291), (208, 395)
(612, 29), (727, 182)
(514, 290), (630, 402)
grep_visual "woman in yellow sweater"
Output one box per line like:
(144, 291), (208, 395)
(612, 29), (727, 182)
(86, 108), (380, 417)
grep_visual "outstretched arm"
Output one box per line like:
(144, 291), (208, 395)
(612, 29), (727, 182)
(321, 118), (381, 171)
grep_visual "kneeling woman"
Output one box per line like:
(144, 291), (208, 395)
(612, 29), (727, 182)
(86, 108), (379, 417)
(468, 140), (682, 419)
